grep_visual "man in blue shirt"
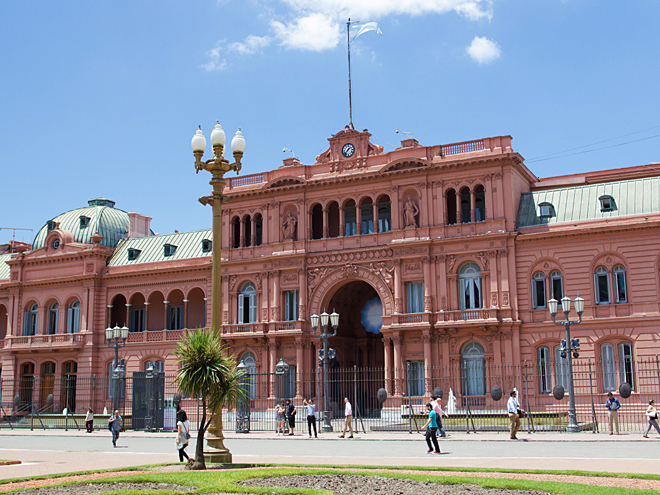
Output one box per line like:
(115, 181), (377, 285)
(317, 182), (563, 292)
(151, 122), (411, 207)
(109, 410), (122, 447)
(507, 391), (520, 440)
(606, 392), (621, 435)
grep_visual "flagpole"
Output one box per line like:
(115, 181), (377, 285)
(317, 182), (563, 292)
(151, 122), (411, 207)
(347, 18), (353, 129)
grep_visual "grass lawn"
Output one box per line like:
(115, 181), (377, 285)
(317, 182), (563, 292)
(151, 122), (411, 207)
(17, 466), (660, 495)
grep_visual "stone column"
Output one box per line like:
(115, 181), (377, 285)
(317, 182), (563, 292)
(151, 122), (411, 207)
(322, 206), (329, 239)
(393, 334), (402, 396)
(268, 339), (278, 398)
(240, 218), (246, 247)
(372, 202), (379, 233)
(37, 305), (45, 335)
(339, 204), (346, 236)
(163, 300), (169, 330)
(271, 270), (280, 321)
(251, 217), (257, 247)
(470, 189), (477, 223)
(384, 336), (393, 395)
(143, 302), (150, 331)
(295, 339), (304, 398)
(297, 268), (306, 321)
(498, 249), (510, 308)
(423, 331), (432, 393)
(456, 192), (462, 224)
(106, 304), (113, 329)
(393, 259), (402, 314)
(125, 303), (131, 331)
(422, 256), (432, 312)
(356, 203), (362, 235)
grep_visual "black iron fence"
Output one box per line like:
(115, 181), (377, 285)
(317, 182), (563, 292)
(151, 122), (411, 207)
(2, 356), (660, 433)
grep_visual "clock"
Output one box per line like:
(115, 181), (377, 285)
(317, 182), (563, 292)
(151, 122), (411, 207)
(52, 239), (60, 250)
(341, 143), (355, 158)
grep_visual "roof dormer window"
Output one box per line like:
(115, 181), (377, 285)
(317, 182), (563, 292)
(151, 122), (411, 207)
(538, 202), (554, 219)
(202, 239), (212, 253)
(599, 195), (615, 212)
(79, 215), (91, 229)
(46, 220), (57, 233)
(128, 248), (141, 261)
(164, 244), (177, 257)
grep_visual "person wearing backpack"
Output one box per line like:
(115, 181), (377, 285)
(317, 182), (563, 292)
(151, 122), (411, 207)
(176, 409), (191, 462)
(109, 410), (122, 447)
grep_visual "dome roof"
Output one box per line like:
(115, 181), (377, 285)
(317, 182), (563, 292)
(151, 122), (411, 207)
(33, 198), (131, 249)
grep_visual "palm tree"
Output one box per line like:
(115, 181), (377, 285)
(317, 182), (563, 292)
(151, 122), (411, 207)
(174, 327), (246, 470)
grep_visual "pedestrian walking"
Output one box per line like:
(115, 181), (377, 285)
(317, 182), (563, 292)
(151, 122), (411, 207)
(109, 409), (122, 447)
(643, 399), (660, 438)
(276, 402), (286, 434)
(605, 392), (620, 435)
(176, 409), (191, 462)
(339, 397), (353, 438)
(430, 396), (449, 437)
(85, 407), (94, 433)
(286, 399), (296, 436)
(507, 390), (521, 440)
(422, 403), (441, 454)
(303, 398), (318, 438)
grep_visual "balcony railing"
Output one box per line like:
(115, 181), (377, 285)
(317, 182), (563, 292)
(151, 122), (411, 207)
(6, 333), (85, 348)
(223, 323), (267, 335)
(127, 329), (185, 343)
(439, 309), (494, 321)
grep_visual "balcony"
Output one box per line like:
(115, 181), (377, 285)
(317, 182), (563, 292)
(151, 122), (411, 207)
(5, 333), (86, 350)
(392, 313), (432, 326)
(126, 329), (185, 343)
(438, 309), (498, 323)
(223, 323), (267, 335)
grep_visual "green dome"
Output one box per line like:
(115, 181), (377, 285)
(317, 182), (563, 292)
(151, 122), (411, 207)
(33, 198), (131, 249)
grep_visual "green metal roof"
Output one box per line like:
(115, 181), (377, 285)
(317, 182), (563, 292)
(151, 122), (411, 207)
(33, 198), (143, 249)
(0, 253), (11, 280)
(517, 176), (660, 228)
(108, 229), (213, 267)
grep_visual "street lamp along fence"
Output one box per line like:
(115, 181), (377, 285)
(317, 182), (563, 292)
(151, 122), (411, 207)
(548, 295), (584, 432)
(311, 310), (339, 432)
(105, 325), (129, 415)
(191, 121), (245, 464)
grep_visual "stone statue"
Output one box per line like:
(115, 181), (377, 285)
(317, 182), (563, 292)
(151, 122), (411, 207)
(447, 388), (457, 414)
(402, 196), (419, 228)
(282, 212), (297, 240)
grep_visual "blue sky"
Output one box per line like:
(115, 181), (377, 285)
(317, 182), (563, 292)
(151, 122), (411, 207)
(1, 1), (659, 244)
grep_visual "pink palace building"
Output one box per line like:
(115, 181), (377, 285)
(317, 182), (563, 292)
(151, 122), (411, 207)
(1, 126), (659, 419)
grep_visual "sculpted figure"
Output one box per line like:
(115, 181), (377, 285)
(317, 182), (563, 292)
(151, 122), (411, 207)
(282, 212), (297, 240)
(402, 196), (419, 228)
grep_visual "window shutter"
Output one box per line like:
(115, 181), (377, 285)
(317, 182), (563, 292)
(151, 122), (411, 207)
(293, 290), (298, 320)
(475, 277), (482, 309)
(23, 311), (29, 336)
(459, 279), (466, 310)
(238, 293), (245, 324)
(249, 293), (257, 323)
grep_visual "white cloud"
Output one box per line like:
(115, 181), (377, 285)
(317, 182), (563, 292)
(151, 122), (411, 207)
(466, 36), (501, 64)
(227, 35), (272, 55)
(271, 13), (341, 51)
(202, 45), (228, 71)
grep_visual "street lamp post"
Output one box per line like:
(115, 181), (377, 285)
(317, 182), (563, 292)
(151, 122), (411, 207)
(311, 310), (339, 432)
(191, 121), (245, 463)
(105, 325), (128, 413)
(548, 295), (584, 433)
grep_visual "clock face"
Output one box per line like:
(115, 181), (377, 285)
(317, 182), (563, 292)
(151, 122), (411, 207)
(342, 143), (355, 158)
(52, 239), (60, 250)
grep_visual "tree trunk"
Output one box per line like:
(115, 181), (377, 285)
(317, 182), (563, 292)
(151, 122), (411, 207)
(189, 396), (207, 470)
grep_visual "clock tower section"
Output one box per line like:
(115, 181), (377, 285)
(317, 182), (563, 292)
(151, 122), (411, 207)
(316, 125), (384, 173)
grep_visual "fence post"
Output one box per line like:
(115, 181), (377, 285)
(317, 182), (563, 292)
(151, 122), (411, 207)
(65, 375), (69, 431)
(588, 359), (598, 434)
(92, 374), (96, 427)
(656, 356), (660, 398)
(524, 360), (534, 434)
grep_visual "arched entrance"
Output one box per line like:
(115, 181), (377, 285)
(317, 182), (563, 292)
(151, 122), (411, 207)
(324, 281), (384, 369)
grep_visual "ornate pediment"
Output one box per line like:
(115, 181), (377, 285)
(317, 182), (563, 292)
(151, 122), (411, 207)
(262, 175), (307, 190)
(379, 157), (428, 174)
(316, 126), (384, 168)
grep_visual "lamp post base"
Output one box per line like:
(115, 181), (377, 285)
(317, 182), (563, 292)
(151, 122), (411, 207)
(565, 424), (581, 433)
(322, 424), (334, 432)
(203, 450), (233, 463)
(204, 411), (233, 464)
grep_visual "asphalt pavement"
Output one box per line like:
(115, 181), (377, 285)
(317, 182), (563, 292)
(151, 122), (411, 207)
(0, 429), (659, 480)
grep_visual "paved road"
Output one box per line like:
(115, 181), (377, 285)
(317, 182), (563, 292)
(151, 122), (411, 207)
(0, 430), (659, 479)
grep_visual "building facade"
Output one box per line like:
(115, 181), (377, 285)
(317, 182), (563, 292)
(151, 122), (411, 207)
(1, 126), (659, 413)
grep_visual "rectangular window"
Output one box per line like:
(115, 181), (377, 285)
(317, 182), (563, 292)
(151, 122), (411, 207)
(618, 342), (634, 390)
(614, 270), (627, 303)
(406, 360), (425, 397)
(284, 290), (298, 321)
(596, 272), (610, 304)
(601, 344), (616, 392)
(345, 206), (356, 236)
(48, 309), (58, 335)
(129, 308), (145, 332)
(551, 274), (563, 301)
(533, 278), (546, 309)
(405, 281), (424, 313)
(167, 305), (184, 330)
(538, 347), (552, 393)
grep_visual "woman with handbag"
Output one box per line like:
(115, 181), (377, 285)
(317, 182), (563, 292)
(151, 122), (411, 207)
(643, 400), (660, 438)
(176, 409), (191, 461)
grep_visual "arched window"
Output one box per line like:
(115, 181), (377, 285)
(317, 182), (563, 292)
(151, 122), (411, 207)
(554, 345), (569, 390)
(538, 346), (552, 393)
(254, 213), (263, 246)
(613, 265), (627, 303)
(48, 302), (59, 335)
(462, 341), (485, 396)
(446, 189), (457, 225)
(20, 362), (35, 409)
(550, 270), (563, 301)
(532, 272), (546, 309)
(601, 343), (616, 391)
(594, 266), (610, 304)
(67, 300), (81, 334)
(360, 198), (374, 234)
(145, 360), (164, 372)
(311, 204), (323, 240)
(41, 362), (56, 412)
(474, 185), (485, 222)
(344, 200), (357, 236)
(460, 187), (471, 223)
(238, 282), (257, 324)
(23, 304), (38, 336)
(459, 262), (482, 310)
(377, 196), (391, 233)
(240, 351), (257, 398)
(231, 216), (240, 249)
(619, 342), (634, 389)
(327, 202), (340, 238)
(244, 215), (252, 247)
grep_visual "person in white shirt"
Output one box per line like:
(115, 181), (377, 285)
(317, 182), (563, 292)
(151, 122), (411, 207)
(339, 397), (353, 438)
(507, 390), (520, 440)
(85, 407), (94, 433)
(430, 396), (449, 437)
(176, 409), (191, 462)
(303, 398), (318, 438)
